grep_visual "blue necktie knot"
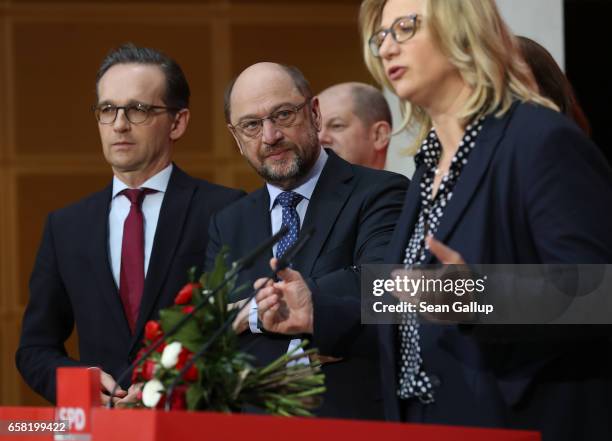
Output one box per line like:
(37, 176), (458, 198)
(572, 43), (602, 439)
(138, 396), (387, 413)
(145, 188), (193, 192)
(276, 191), (303, 209)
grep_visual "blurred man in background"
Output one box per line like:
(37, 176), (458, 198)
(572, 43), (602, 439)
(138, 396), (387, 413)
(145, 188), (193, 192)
(318, 82), (391, 170)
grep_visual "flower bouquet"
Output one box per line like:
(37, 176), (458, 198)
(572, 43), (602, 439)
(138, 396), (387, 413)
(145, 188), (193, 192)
(130, 249), (325, 416)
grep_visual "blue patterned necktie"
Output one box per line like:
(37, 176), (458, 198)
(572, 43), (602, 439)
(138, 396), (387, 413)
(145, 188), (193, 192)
(275, 191), (303, 258)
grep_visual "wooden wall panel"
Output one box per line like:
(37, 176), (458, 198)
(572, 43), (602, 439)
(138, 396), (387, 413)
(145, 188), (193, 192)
(12, 22), (213, 156)
(231, 23), (372, 93)
(0, 14), (6, 163)
(234, 167), (265, 193)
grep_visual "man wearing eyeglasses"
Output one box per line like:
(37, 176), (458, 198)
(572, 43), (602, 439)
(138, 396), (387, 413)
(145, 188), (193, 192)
(205, 62), (408, 419)
(16, 44), (244, 406)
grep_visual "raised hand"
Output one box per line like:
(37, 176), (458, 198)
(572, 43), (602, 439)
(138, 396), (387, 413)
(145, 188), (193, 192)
(255, 258), (314, 335)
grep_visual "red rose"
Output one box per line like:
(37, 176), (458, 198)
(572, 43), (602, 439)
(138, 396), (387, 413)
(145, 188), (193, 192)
(155, 342), (166, 354)
(171, 386), (187, 410)
(155, 386), (187, 410)
(183, 364), (199, 382)
(131, 356), (157, 383)
(175, 347), (191, 370)
(182, 305), (195, 314)
(174, 283), (201, 305)
(141, 359), (156, 381)
(175, 348), (199, 382)
(144, 320), (163, 341)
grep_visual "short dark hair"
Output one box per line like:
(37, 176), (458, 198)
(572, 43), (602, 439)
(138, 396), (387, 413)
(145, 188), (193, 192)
(224, 63), (313, 124)
(95, 43), (190, 110)
(350, 83), (392, 128)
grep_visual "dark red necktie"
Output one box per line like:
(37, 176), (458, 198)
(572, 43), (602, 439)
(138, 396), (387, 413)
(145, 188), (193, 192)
(119, 188), (156, 334)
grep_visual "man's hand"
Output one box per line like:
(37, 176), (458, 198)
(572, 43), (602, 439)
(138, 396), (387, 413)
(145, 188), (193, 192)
(99, 370), (126, 406)
(256, 258), (314, 334)
(115, 383), (143, 408)
(229, 298), (250, 334)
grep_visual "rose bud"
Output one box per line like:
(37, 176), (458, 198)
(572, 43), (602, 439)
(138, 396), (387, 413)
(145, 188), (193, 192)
(183, 364), (199, 382)
(175, 348), (199, 382)
(161, 341), (182, 369)
(182, 305), (195, 314)
(174, 283), (201, 305)
(175, 347), (191, 370)
(141, 359), (157, 381)
(171, 385), (188, 410)
(155, 341), (166, 354)
(144, 320), (163, 341)
(142, 379), (164, 408)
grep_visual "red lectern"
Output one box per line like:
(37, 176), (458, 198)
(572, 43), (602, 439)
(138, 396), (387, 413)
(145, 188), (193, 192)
(0, 367), (541, 441)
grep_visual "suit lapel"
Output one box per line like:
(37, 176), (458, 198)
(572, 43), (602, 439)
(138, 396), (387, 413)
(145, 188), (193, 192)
(131, 167), (195, 348)
(87, 184), (132, 337)
(294, 151), (354, 276)
(243, 188), (273, 290)
(426, 107), (515, 263)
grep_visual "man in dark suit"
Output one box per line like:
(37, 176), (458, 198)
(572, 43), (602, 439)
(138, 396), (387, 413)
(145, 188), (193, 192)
(206, 62), (408, 419)
(16, 44), (244, 405)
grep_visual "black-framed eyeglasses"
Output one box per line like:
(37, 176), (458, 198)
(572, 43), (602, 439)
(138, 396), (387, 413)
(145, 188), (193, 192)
(369, 14), (419, 57)
(229, 100), (310, 139)
(92, 103), (180, 125)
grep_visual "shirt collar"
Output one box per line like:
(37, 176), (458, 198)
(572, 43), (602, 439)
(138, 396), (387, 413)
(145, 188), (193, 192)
(267, 146), (328, 211)
(112, 163), (173, 199)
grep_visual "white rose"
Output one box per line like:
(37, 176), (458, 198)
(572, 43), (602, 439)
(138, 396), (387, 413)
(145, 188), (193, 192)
(161, 341), (182, 369)
(142, 379), (164, 408)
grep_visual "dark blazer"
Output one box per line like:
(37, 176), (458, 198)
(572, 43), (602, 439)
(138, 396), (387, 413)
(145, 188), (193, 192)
(206, 150), (409, 420)
(16, 165), (245, 403)
(381, 102), (612, 440)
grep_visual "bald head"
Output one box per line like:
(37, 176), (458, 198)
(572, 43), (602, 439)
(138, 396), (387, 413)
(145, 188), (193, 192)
(224, 62), (322, 190)
(224, 62), (312, 124)
(318, 82), (391, 170)
(321, 82), (392, 128)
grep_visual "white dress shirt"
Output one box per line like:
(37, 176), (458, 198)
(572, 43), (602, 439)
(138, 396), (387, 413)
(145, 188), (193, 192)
(108, 164), (173, 288)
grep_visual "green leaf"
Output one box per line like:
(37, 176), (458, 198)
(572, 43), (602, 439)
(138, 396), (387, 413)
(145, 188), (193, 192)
(186, 383), (204, 410)
(159, 309), (204, 352)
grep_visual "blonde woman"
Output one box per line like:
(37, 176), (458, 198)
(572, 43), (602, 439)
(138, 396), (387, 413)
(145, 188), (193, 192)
(360, 0), (612, 439)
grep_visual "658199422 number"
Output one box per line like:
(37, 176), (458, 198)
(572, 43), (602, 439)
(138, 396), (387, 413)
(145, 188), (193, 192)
(0, 420), (68, 433)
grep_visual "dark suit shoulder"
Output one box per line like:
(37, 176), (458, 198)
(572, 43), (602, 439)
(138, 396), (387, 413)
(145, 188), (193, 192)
(170, 165), (245, 204)
(189, 177), (246, 208)
(195, 179), (244, 196)
(321, 150), (410, 195)
(505, 101), (586, 146)
(348, 162), (410, 187)
(490, 101), (604, 170)
(49, 186), (111, 225)
(210, 187), (266, 221)
(49, 169), (245, 227)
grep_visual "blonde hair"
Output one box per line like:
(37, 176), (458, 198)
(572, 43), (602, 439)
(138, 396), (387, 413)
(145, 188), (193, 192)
(359, 0), (558, 153)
